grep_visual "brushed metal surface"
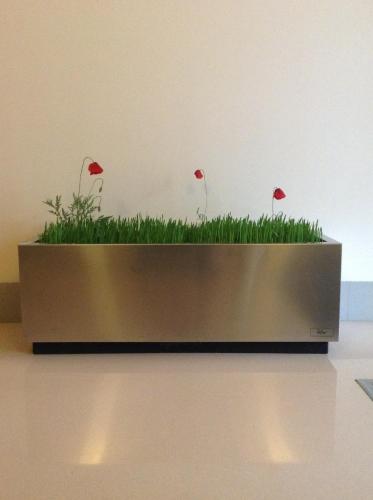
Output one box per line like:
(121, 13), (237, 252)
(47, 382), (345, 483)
(0, 282), (21, 322)
(18, 239), (341, 343)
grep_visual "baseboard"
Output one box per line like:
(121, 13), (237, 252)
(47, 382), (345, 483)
(1, 281), (373, 323)
(0, 283), (21, 322)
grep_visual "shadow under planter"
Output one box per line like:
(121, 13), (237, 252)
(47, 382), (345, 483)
(32, 341), (329, 355)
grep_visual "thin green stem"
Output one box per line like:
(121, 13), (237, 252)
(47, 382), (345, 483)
(88, 178), (104, 196)
(78, 156), (95, 197)
(197, 169), (208, 222)
(203, 173), (208, 219)
(92, 195), (102, 211)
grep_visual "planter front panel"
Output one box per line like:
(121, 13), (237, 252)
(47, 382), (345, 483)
(19, 242), (341, 343)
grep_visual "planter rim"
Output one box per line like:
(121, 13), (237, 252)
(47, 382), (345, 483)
(19, 235), (340, 247)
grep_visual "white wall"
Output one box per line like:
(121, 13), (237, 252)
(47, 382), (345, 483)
(1, 0), (372, 282)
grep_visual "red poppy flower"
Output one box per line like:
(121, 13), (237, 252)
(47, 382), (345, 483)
(194, 169), (204, 180)
(88, 162), (104, 175)
(273, 187), (286, 200)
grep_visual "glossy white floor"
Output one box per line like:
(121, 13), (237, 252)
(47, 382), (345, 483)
(1, 323), (373, 500)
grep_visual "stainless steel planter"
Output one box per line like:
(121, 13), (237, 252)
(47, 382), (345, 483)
(18, 238), (341, 347)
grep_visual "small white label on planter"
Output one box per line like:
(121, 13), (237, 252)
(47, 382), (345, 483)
(310, 328), (334, 338)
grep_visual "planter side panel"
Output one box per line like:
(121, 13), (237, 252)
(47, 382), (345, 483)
(18, 244), (341, 343)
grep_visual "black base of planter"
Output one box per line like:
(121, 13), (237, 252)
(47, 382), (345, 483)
(33, 341), (328, 355)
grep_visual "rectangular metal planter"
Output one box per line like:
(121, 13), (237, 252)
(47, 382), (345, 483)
(18, 237), (341, 352)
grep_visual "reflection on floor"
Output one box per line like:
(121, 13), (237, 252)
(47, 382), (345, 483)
(0, 322), (372, 500)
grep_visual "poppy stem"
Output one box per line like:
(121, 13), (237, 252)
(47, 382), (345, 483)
(196, 169), (208, 222)
(271, 188), (276, 218)
(78, 156), (95, 198)
(203, 172), (208, 220)
(92, 195), (102, 212)
(88, 178), (104, 196)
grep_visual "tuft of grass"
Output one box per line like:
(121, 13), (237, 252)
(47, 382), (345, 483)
(38, 214), (323, 244)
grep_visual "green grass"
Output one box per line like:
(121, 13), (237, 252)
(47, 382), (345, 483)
(38, 214), (323, 244)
